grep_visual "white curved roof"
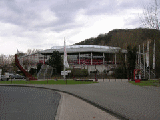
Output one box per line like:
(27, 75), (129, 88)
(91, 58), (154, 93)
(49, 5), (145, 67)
(51, 45), (120, 50)
(41, 45), (127, 54)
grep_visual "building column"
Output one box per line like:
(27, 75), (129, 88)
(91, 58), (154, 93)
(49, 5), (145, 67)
(43, 55), (45, 64)
(79, 53), (80, 65)
(37, 53), (40, 63)
(91, 52), (92, 65)
(31, 55), (33, 67)
(125, 53), (127, 62)
(103, 52), (105, 64)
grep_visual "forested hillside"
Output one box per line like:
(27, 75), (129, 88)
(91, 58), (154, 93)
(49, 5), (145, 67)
(75, 28), (160, 49)
(75, 28), (160, 77)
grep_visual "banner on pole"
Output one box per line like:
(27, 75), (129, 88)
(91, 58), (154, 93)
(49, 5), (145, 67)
(146, 41), (149, 67)
(153, 40), (155, 69)
(143, 43), (145, 78)
(64, 39), (69, 68)
(139, 45), (141, 67)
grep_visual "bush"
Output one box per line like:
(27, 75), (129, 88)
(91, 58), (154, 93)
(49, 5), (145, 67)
(71, 68), (88, 77)
(29, 68), (37, 75)
(114, 67), (127, 79)
(37, 63), (43, 73)
(81, 69), (88, 77)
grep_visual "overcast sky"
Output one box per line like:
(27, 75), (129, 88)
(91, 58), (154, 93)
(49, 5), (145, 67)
(0, 0), (156, 55)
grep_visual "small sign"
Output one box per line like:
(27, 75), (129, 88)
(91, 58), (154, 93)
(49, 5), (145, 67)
(61, 71), (68, 75)
(5, 72), (9, 78)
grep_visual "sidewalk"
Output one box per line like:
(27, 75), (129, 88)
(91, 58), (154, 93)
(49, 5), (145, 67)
(55, 92), (119, 120)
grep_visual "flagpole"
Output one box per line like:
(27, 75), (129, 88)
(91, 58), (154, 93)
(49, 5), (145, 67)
(147, 41), (150, 80)
(63, 38), (69, 84)
(64, 38), (66, 83)
(153, 39), (155, 78)
(143, 43), (145, 78)
(139, 45), (141, 69)
(153, 40), (155, 69)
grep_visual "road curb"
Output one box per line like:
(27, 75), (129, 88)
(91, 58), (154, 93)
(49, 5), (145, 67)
(0, 84), (129, 120)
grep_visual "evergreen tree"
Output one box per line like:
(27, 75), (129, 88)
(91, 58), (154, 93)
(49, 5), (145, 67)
(127, 45), (137, 80)
(114, 50), (127, 79)
(46, 51), (62, 74)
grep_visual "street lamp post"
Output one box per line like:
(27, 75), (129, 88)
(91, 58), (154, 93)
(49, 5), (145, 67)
(95, 64), (97, 81)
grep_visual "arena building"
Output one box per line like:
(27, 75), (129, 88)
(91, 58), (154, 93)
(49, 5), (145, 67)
(18, 45), (127, 74)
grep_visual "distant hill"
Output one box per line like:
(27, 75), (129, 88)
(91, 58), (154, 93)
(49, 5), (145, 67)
(74, 28), (160, 77)
(75, 28), (160, 49)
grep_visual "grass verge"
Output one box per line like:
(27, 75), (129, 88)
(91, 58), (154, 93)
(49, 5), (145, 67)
(129, 80), (160, 87)
(0, 80), (98, 85)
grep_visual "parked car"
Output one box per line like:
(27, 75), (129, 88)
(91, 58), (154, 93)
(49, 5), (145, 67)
(10, 74), (26, 79)
(1, 75), (9, 81)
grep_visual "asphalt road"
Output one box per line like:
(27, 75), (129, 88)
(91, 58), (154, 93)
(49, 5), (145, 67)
(16, 80), (160, 120)
(0, 86), (61, 120)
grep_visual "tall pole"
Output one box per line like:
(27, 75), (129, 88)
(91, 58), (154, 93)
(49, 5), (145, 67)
(139, 45), (141, 69)
(64, 38), (66, 84)
(95, 64), (97, 81)
(63, 38), (69, 84)
(138, 46), (139, 65)
(143, 43), (145, 78)
(147, 41), (150, 80)
(63, 62), (66, 82)
(153, 39), (155, 78)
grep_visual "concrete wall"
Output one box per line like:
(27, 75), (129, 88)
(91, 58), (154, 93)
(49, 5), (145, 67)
(70, 64), (117, 75)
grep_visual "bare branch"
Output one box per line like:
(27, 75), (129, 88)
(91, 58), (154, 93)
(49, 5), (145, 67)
(140, 0), (159, 30)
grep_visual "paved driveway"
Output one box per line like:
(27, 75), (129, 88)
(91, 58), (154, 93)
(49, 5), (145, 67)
(0, 86), (61, 120)
(1, 81), (160, 120)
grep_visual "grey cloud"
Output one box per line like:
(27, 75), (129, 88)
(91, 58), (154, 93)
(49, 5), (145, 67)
(0, 0), (89, 32)
(0, 0), (153, 34)
(117, 0), (151, 11)
(49, 0), (90, 31)
(0, 0), (40, 27)
(85, 0), (119, 15)
(85, 0), (152, 16)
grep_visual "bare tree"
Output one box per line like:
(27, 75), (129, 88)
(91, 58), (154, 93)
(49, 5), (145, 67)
(26, 49), (42, 55)
(0, 54), (17, 73)
(141, 0), (160, 30)
(0, 54), (7, 66)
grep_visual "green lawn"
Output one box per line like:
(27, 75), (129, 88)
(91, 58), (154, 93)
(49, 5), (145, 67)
(129, 80), (160, 87)
(0, 80), (98, 85)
